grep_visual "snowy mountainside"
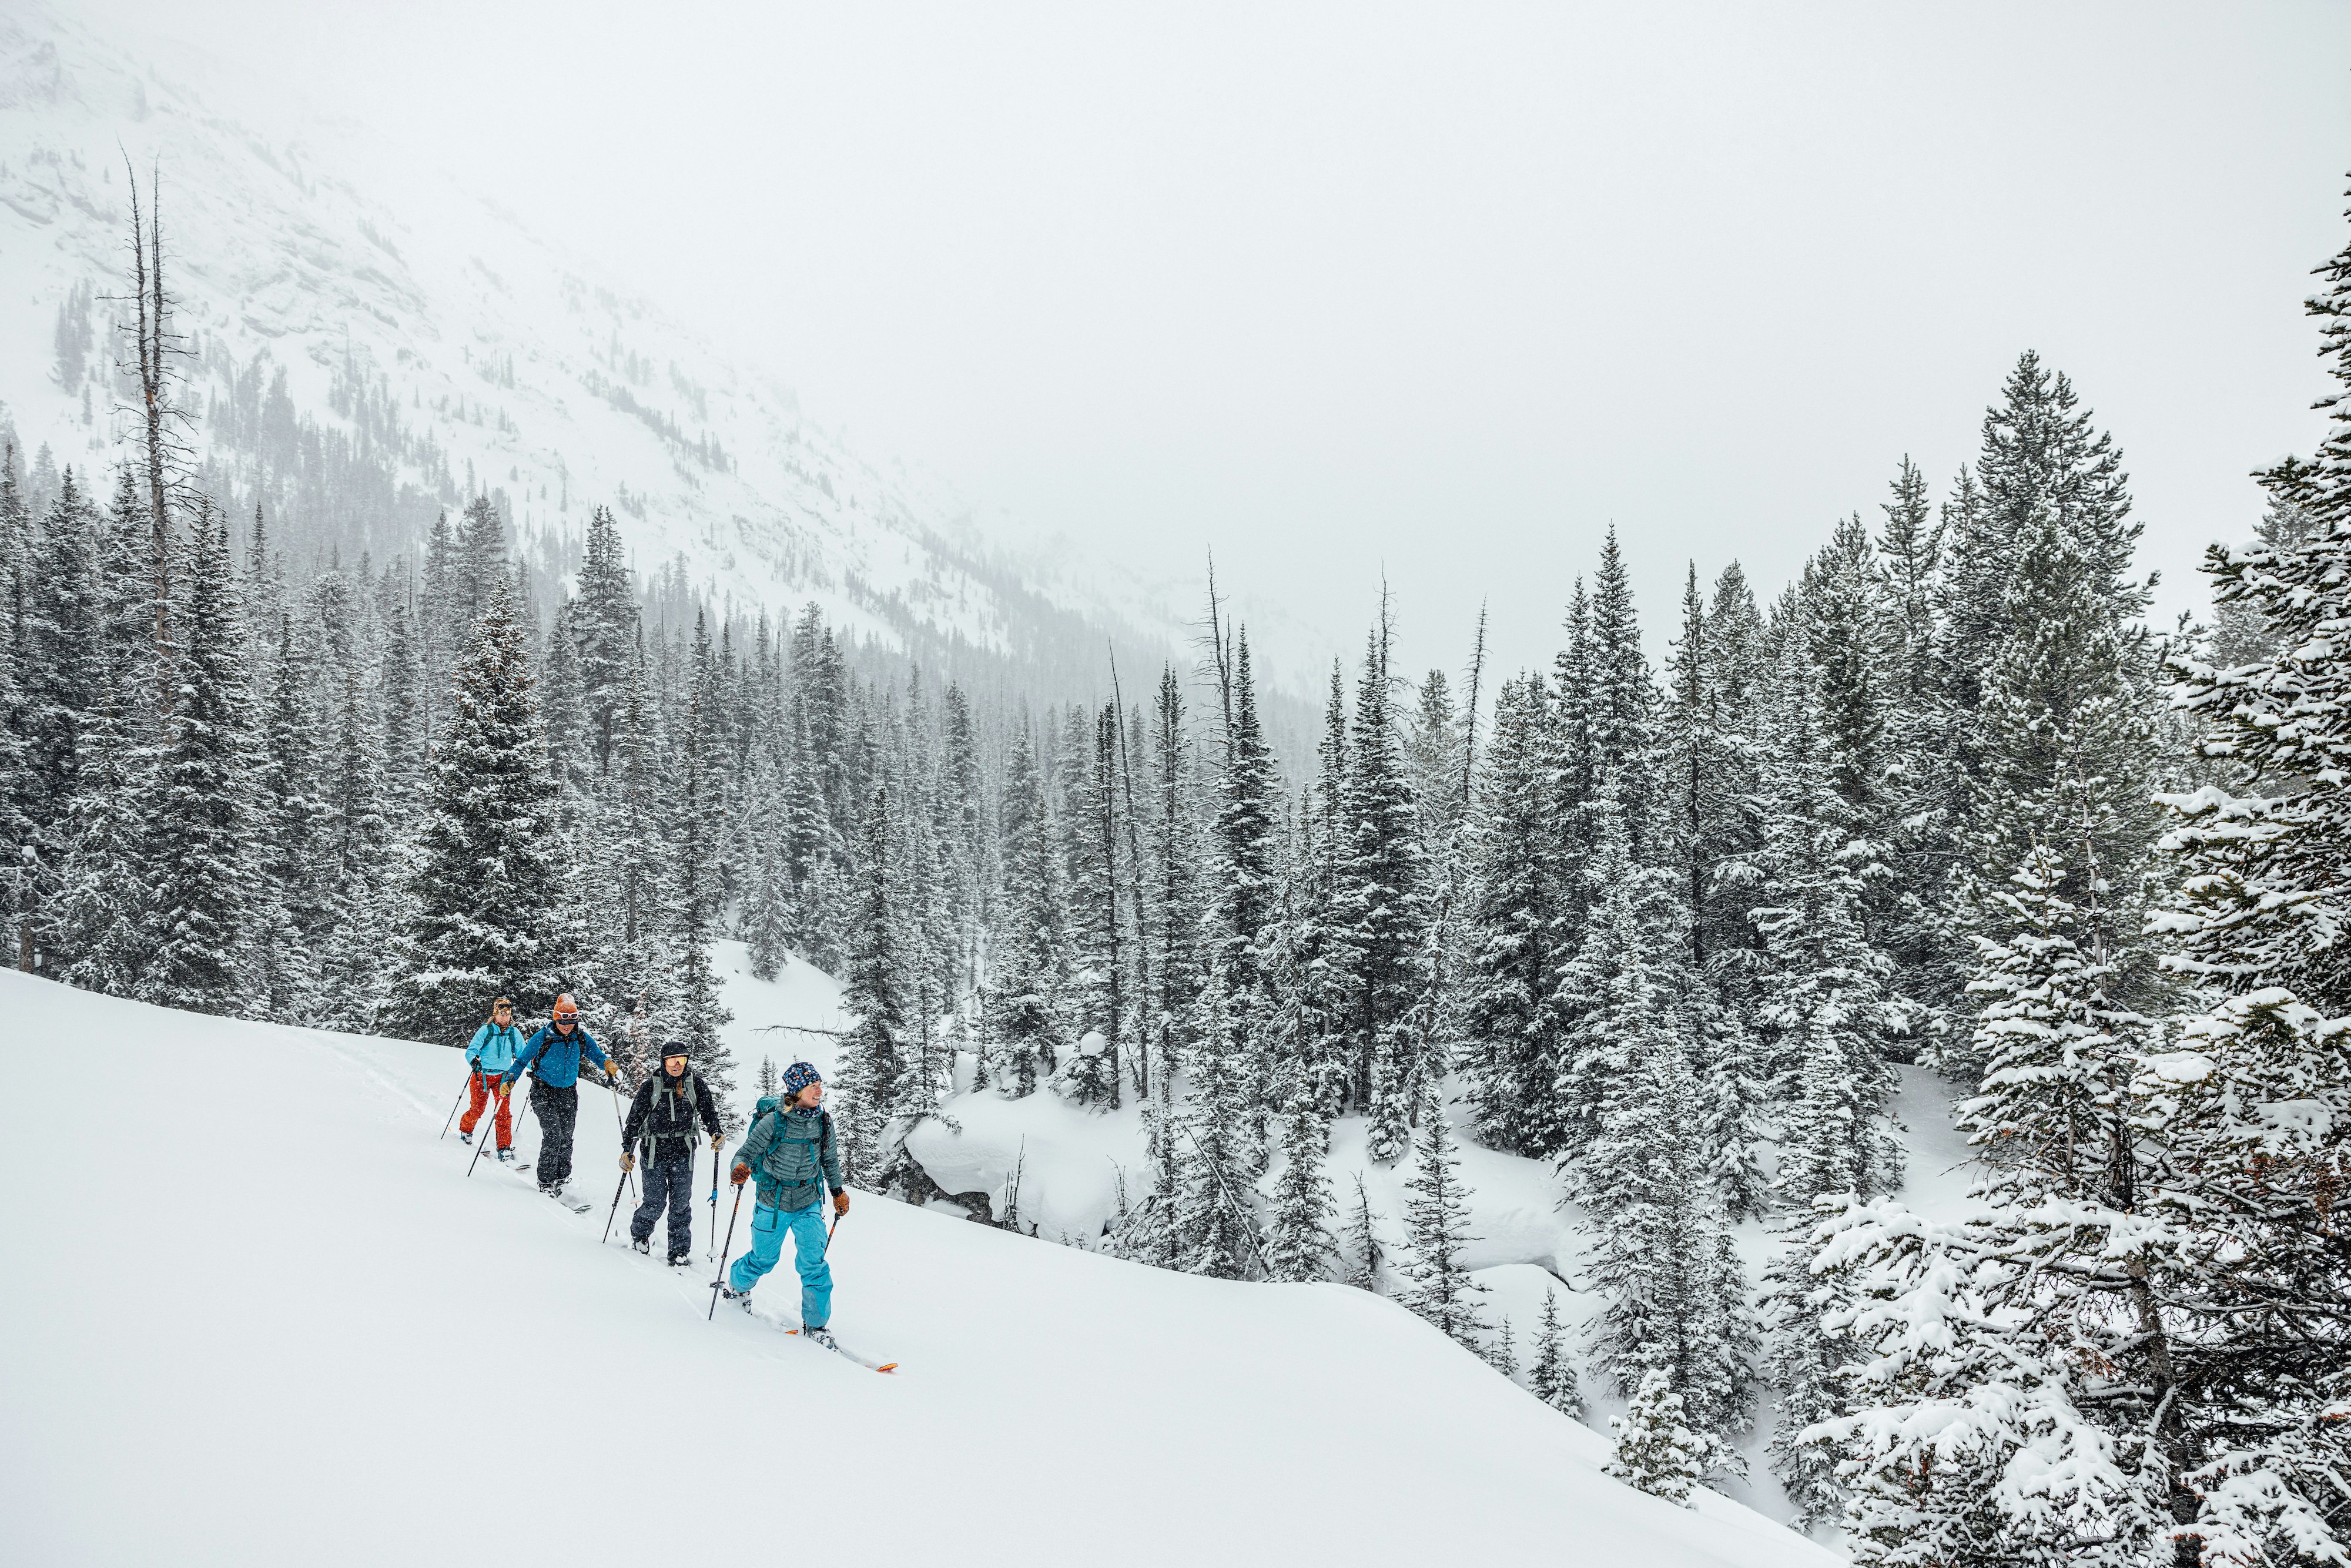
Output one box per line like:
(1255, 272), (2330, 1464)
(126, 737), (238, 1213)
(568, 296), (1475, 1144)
(0, 968), (1837, 1567)
(0, 2), (1212, 686)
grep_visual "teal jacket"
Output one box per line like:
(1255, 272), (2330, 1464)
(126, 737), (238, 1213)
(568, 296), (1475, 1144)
(731, 1098), (842, 1213)
(464, 1022), (524, 1073)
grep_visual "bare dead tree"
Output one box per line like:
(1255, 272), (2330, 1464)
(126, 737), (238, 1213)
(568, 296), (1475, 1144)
(1195, 551), (1235, 752)
(109, 155), (197, 712)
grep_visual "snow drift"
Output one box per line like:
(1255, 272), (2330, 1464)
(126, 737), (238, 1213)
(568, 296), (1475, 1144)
(0, 969), (1836, 1567)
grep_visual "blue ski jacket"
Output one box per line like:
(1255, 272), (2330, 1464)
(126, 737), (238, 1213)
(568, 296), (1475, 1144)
(465, 1021), (524, 1074)
(507, 1023), (609, 1088)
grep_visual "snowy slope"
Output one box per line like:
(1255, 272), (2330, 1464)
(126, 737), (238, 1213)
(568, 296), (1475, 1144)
(0, 1), (1205, 674)
(0, 969), (1837, 1567)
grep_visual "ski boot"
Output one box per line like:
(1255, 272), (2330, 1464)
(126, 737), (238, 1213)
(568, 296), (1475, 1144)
(496, 1148), (516, 1164)
(667, 1253), (692, 1269)
(631, 1239), (651, 1255)
(458, 1129), (473, 1145)
(716, 1284), (752, 1311)
(802, 1326), (838, 1351)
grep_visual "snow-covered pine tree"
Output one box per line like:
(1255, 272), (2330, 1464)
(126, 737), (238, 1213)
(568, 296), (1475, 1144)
(1172, 967), (1262, 1278)
(1460, 670), (1563, 1156)
(836, 784), (905, 1179)
(572, 505), (636, 773)
(1058, 703), (1124, 1106)
(1527, 1288), (1583, 1418)
(2119, 225), (2351, 1559)
(16, 470), (105, 970)
(1259, 1065), (1337, 1282)
(389, 572), (568, 1043)
(0, 447), (30, 969)
(1208, 634), (1278, 1024)
(49, 673), (148, 996)
(1334, 605), (1429, 1159)
(1690, 993), (1769, 1224)
(139, 502), (258, 1016)
(1751, 603), (1903, 1204)
(1393, 1078), (1490, 1346)
(669, 611), (738, 1125)
(1568, 799), (1757, 1443)
(992, 718), (1062, 1095)
(595, 624), (668, 1051)
(1606, 1369), (1737, 1509)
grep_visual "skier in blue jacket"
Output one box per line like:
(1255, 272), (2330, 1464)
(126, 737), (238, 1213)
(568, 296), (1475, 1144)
(501, 994), (614, 1198)
(718, 1061), (848, 1345)
(458, 997), (524, 1161)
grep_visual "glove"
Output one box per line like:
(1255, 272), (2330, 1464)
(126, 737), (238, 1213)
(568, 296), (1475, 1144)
(619, 1152), (635, 1173)
(832, 1190), (850, 1218)
(731, 1164), (750, 1187)
(712, 1134), (724, 1151)
(604, 1060), (618, 1078)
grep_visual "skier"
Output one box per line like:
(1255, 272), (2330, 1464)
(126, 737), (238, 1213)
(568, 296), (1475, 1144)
(501, 994), (614, 1199)
(718, 1061), (849, 1345)
(618, 1040), (725, 1264)
(457, 997), (524, 1162)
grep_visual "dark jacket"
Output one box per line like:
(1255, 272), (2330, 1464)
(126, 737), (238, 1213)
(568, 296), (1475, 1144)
(730, 1097), (842, 1213)
(621, 1065), (723, 1162)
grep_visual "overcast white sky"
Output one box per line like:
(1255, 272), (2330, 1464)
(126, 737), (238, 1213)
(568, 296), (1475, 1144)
(83, 0), (2351, 682)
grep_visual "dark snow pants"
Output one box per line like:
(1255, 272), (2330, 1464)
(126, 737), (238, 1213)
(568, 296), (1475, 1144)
(630, 1153), (696, 1258)
(530, 1080), (579, 1188)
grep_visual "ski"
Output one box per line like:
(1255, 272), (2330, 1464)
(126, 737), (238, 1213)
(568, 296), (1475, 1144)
(785, 1325), (898, 1375)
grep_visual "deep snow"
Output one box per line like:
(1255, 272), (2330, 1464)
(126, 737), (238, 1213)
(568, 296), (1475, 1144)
(1, 968), (1838, 1567)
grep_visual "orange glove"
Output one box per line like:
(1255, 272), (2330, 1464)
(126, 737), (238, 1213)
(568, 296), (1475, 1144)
(619, 1152), (635, 1173)
(832, 1190), (850, 1217)
(731, 1163), (750, 1186)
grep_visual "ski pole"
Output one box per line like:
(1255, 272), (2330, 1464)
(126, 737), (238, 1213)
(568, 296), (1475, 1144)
(602, 1155), (634, 1245)
(440, 1069), (472, 1140)
(707, 1143), (721, 1258)
(708, 1181), (746, 1321)
(605, 1071), (637, 1201)
(819, 1195), (844, 1261)
(465, 1075), (513, 1180)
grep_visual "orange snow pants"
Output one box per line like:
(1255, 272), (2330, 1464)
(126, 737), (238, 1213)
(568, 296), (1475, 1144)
(459, 1070), (514, 1148)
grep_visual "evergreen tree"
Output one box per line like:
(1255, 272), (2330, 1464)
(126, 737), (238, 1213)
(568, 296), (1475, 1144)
(1606, 1370), (1737, 1508)
(1393, 1080), (1490, 1345)
(1459, 671), (1561, 1154)
(837, 785), (906, 1179)
(992, 718), (1062, 1095)
(1173, 969), (1261, 1278)
(670, 611), (738, 1126)
(1528, 1288), (1583, 1418)
(1334, 609), (1429, 1158)
(389, 574), (567, 1041)
(139, 503), (257, 1016)
(1259, 1071), (1337, 1283)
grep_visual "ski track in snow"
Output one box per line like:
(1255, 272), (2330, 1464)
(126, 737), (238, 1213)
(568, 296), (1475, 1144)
(2, 967), (1838, 1567)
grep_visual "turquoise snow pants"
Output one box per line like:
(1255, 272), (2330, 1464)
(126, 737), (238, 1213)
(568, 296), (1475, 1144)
(727, 1198), (832, 1328)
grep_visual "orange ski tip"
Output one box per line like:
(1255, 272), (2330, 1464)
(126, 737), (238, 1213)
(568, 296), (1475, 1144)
(877, 1364), (899, 1374)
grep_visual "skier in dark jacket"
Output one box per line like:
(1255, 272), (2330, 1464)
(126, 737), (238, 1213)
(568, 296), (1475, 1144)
(618, 1041), (725, 1264)
(718, 1061), (848, 1343)
(501, 994), (612, 1198)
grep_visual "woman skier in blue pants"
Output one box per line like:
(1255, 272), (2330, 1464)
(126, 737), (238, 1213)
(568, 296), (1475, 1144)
(718, 1061), (849, 1346)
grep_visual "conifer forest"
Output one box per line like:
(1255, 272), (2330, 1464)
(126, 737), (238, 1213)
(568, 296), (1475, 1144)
(8, 112), (2351, 1568)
